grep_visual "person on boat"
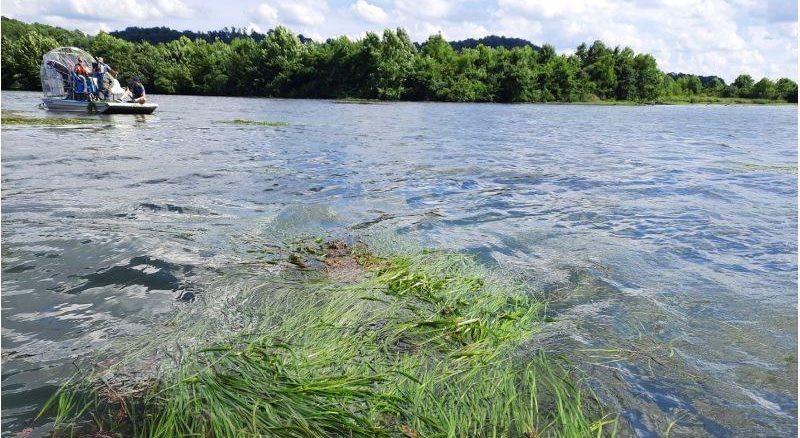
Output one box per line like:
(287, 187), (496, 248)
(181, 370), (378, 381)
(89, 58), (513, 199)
(73, 57), (92, 98)
(97, 57), (117, 76)
(92, 57), (117, 87)
(129, 76), (147, 104)
(92, 60), (113, 99)
(91, 61), (103, 98)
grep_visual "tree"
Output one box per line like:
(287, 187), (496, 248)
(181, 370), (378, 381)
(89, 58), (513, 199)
(370, 28), (416, 99)
(733, 74), (754, 97)
(751, 77), (776, 99)
(722, 84), (739, 98)
(662, 75), (677, 96)
(226, 37), (263, 95)
(258, 26), (305, 96)
(613, 47), (637, 100)
(686, 75), (702, 95)
(1, 30), (59, 90)
(407, 33), (457, 100)
(775, 78), (798, 102)
(632, 53), (662, 101)
(494, 46), (536, 102)
(537, 44), (556, 64)
(584, 48), (616, 99)
(704, 78), (724, 95)
(1, 17), (794, 104)
(543, 55), (578, 101)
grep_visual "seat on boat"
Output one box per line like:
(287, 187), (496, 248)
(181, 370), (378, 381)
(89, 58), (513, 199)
(71, 72), (86, 94)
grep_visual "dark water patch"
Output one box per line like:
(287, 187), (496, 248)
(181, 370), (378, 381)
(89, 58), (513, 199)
(3, 264), (36, 274)
(187, 172), (220, 179)
(85, 171), (120, 180)
(140, 177), (171, 185)
(138, 202), (181, 213)
(350, 212), (400, 229)
(63, 256), (191, 294)
(134, 202), (218, 216)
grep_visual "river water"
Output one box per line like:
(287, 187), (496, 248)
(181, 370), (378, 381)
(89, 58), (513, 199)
(1, 91), (796, 436)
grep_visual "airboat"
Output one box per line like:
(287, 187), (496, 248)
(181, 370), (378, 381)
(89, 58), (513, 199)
(40, 47), (158, 114)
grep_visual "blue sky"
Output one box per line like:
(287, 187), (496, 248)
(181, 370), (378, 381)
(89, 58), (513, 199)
(2, 0), (797, 81)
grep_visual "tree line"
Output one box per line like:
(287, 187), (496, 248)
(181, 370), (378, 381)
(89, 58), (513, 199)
(2, 17), (797, 103)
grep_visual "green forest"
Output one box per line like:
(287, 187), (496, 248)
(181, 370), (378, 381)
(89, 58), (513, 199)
(2, 17), (797, 103)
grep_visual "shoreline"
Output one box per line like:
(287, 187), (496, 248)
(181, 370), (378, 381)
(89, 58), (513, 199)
(3, 89), (794, 107)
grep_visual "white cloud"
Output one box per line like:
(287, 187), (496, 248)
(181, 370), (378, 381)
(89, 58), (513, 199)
(156, 0), (193, 18)
(444, 21), (489, 41)
(277, 0), (327, 26)
(253, 0), (327, 27)
(256, 3), (279, 25)
(496, 0), (600, 19)
(394, 0), (452, 20)
(37, 15), (112, 34)
(2, 0), (193, 25)
(351, 0), (389, 24)
(488, 0), (797, 81)
(246, 22), (265, 34)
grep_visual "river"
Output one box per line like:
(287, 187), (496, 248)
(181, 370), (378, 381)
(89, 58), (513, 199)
(1, 91), (796, 436)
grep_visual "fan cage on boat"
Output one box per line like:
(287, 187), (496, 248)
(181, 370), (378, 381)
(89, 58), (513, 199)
(40, 47), (95, 98)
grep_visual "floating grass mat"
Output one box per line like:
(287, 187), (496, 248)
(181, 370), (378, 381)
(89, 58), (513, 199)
(219, 119), (288, 126)
(334, 98), (388, 105)
(733, 162), (798, 174)
(1, 113), (94, 126)
(40, 240), (615, 437)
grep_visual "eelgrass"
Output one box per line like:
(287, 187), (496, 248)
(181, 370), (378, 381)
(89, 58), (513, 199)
(1, 114), (94, 125)
(40, 242), (616, 437)
(219, 119), (288, 126)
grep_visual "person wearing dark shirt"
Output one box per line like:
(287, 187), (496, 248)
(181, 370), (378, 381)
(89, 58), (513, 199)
(129, 76), (146, 104)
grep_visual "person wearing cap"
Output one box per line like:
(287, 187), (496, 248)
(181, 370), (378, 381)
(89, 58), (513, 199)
(129, 76), (146, 104)
(96, 57), (117, 77)
(97, 57), (109, 72)
(92, 60), (104, 98)
(96, 57), (122, 99)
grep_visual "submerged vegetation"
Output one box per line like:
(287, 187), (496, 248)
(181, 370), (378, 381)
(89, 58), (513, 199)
(39, 240), (615, 436)
(219, 119), (289, 126)
(2, 16), (796, 104)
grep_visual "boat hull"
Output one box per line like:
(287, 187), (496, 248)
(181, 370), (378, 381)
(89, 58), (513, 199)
(42, 98), (157, 114)
(103, 102), (158, 114)
(42, 97), (108, 113)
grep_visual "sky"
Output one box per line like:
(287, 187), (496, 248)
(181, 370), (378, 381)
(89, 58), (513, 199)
(2, 0), (797, 81)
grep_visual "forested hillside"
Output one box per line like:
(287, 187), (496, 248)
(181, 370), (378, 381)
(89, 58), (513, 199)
(2, 17), (796, 103)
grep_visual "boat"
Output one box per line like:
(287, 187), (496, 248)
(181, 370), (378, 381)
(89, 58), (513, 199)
(103, 102), (160, 114)
(40, 47), (158, 115)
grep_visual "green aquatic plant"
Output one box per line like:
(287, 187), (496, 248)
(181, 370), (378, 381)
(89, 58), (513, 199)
(1, 113), (94, 125)
(334, 98), (387, 104)
(219, 119), (289, 126)
(39, 241), (615, 437)
(733, 162), (798, 174)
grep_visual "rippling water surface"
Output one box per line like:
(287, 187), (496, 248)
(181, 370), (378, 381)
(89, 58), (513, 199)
(1, 91), (797, 436)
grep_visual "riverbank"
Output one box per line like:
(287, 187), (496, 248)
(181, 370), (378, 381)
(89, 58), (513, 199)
(330, 96), (795, 106)
(657, 96), (794, 105)
(39, 240), (615, 437)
